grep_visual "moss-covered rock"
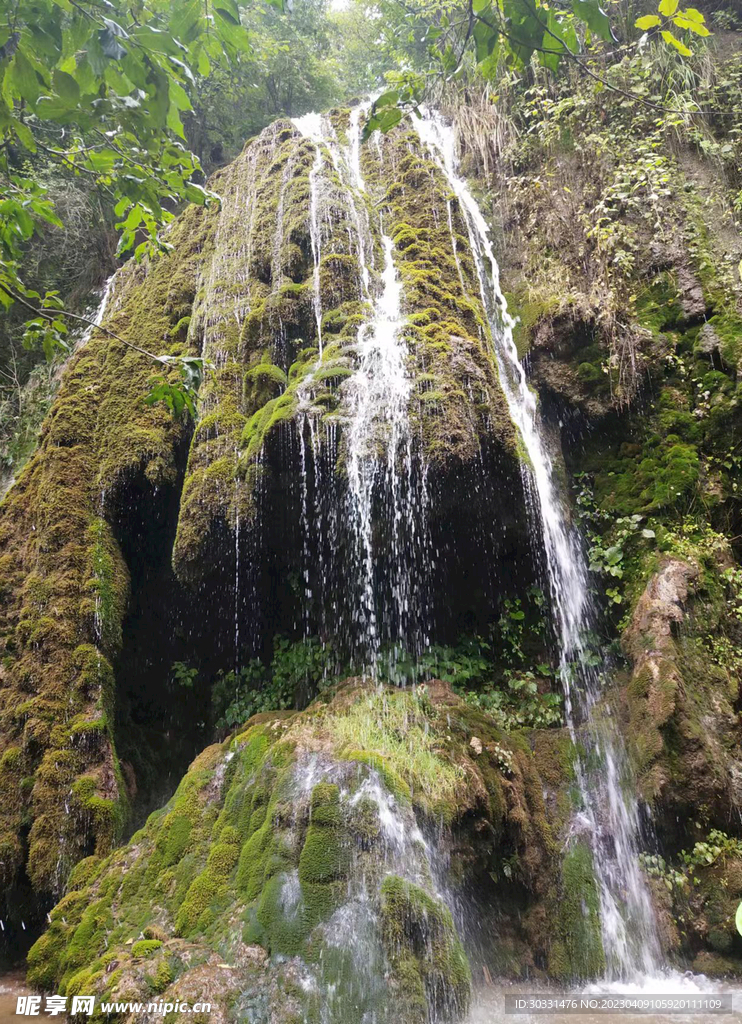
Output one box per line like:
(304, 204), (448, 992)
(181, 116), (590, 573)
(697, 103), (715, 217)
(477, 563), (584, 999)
(25, 680), (580, 1017)
(170, 110), (519, 585)
(0, 200), (219, 907)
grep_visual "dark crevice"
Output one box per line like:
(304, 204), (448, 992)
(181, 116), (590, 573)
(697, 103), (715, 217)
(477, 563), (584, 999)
(107, 435), (211, 834)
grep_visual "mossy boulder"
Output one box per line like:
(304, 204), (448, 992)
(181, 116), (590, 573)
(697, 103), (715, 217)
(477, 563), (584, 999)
(26, 680), (583, 1018)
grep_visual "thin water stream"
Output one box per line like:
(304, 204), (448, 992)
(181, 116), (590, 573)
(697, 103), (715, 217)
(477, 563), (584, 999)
(413, 108), (661, 983)
(291, 107), (428, 670)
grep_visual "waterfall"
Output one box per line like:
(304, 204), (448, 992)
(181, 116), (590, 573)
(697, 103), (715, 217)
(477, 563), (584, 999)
(345, 229), (412, 667)
(291, 109), (428, 672)
(413, 109), (662, 982)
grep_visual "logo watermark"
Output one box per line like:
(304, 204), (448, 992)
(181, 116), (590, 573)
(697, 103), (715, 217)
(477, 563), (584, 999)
(16, 996), (211, 1016)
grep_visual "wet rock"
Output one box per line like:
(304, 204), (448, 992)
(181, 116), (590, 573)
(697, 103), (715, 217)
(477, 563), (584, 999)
(697, 323), (722, 356)
(25, 681), (589, 1014)
(676, 266), (706, 322)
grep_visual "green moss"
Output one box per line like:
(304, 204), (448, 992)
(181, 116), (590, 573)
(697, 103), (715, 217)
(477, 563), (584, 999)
(298, 782), (349, 929)
(0, 199), (217, 899)
(549, 843), (605, 981)
(323, 690), (463, 815)
(150, 958), (174, 993)
(635, 272), (682, 335)
(380, 875), (471, 1022)
(131, 939), (163, 958)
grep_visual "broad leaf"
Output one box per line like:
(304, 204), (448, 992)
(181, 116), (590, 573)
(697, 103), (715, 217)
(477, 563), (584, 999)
(661, 29), (692, 54)
(572, 0), (616, 43)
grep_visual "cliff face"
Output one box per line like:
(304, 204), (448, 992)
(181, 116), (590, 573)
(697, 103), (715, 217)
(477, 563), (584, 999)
(0, 204), (217, 905)
(0, 107), (530, 924)
(4, 17), (742, 1012)
(483, 27), (742, 974)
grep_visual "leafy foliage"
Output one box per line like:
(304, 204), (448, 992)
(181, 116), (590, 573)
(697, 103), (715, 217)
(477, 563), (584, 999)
(145, 355), (209, 419)
(190, 0), (340, 164)
(211, 636), (341, 730)
(0, 0), (277, 404)
(169, 661), (199, 690)
(635, 0), (710, 57)
(641, 830), (742, 892)
(360, 0), (709, 139)
(382, 623), (562, 731)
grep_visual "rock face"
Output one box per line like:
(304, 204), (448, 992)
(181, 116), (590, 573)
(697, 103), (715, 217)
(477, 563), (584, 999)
(0, 109), (532, 918)
(0, 205), (217, 905)
(25, 682), (585, 1021)
(624, 554), (742, 827)
(170, 111), (519, 586)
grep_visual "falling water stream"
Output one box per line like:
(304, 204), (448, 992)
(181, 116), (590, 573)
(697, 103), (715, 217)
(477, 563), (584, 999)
(410, 111), (737, 1018)
(292, 107), (428, 670)
(414, 109), (663, 983)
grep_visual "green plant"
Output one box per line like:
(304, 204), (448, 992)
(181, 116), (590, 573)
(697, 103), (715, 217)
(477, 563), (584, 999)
(0, 0), (277, 415)
(723, 568), (742, 622)
(635, 0), (710, 56)
(641, 831), (742, 892)
(211, 636), (342, 730)
(362, 0), (709, 141)
(393, 631), (563, 731)
(576, 474), (659, 604)
(639, 852), (688, 891)
(170, 662), (199, 690)
(460, 670), (563, 730)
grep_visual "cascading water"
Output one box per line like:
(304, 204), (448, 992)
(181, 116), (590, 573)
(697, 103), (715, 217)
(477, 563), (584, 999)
(291, 108), (429, 671)
(343, 227), (413, 668)
(413, 109), (662, 982)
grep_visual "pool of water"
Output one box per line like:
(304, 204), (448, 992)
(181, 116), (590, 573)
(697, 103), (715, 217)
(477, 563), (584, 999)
(0, 971), (28, 1024)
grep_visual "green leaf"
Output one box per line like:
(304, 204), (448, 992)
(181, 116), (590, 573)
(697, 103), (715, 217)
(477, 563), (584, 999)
(214, 0), (240, 23)
(635, 14), (661, 29)
(167, 101), (185, 139)
(473, 18), (498, 63)
(378, 107), (403, 132)
(680, 6), (706, 22)
(375, 89), (399, 108)
(658, 0), (679, 15)
(605, 545), (624, 565)
(736, 901), (742, 937)
(572, 0), (616, 42)
(12, 120), (36, 153)
(169, 56), (195, 85)
(85, 149), (117, 173)
(36, 94), (76, 119)
(9, 49), (42, 104)
(52, 68), (80, 103)
(660, 28), (692, 53)
(168, 79), (192, 111)
(196, 48), (211, 76)
(672, 13), (709, 33)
